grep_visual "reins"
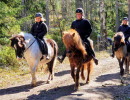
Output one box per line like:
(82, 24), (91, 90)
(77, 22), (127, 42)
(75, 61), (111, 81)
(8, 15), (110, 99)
(24, 39), (36, 52)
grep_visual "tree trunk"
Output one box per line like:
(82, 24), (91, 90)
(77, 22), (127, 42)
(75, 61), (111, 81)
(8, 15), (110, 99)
(62, 0), (67, 19)
(99, 0), (107, 49)
(85, 0), (88, 18)
(46, 0), (50, 30)
(128, 0), (130, 25)
(75, 0), (83, 8)
(89, 0), (92, 20)
(115, 0), (119, 31)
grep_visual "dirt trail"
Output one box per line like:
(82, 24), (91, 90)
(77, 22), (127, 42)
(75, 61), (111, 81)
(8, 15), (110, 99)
(0, 57), (130, 100)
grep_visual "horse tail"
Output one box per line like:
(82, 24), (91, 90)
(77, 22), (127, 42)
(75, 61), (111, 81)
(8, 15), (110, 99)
(51, 39), (58, 58)
(47, 39), (58, 66)
(46, 39), (58, 81)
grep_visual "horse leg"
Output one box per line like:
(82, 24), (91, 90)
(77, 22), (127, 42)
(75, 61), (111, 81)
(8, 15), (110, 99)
(47, 57), (57, 84)
(125, 57), (129, 75)
(75, 66), (80, 91)
(71, 66), (75, 82)
(86, 63), (93, 84)
(81, 65), (85, 80)
(30, 61), (39, 87)
(118, 58), (124, 76)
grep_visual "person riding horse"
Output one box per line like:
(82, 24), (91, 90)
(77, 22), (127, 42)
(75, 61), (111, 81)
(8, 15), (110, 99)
(31, 13), (49, 59)
(58, 8), (98, 65)
(111, 17), (130, 57)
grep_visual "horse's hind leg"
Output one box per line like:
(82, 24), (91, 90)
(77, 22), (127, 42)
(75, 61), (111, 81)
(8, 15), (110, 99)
(47, 57), (56, 83)
(86, 63), (93, 84)
(125, 57), (129, 75)
(81, 65), (85, 80)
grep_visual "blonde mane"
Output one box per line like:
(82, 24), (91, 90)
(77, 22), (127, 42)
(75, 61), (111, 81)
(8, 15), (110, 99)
(114, 32), (125, 44)
(62, 29), (87, 57)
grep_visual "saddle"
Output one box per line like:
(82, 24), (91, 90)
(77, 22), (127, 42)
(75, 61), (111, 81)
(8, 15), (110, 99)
(35, 37), (48, 56)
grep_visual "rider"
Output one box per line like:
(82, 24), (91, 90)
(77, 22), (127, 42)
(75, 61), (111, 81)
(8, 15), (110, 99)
(111, 17), (130, 57)
(31, 13), (49, 59)
(58, 8), (98, 65)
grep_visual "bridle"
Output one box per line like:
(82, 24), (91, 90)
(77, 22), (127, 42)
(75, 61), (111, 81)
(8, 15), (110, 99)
(24, 39), (36, 52)
(16, 39), (36, 58)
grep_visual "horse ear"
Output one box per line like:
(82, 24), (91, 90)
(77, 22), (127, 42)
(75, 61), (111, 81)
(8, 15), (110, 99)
(9, 36), (15, 40)
(121, 37), (125, 44)
(72, 33), (75, 37)
(9, 35), (17, 40)
(62, 32), (65, 35)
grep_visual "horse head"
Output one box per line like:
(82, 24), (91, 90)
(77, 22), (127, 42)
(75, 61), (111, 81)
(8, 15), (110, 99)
(62, 29), (87, 58)
(113, 32), (125, 51)
(10, 35), (26, 59)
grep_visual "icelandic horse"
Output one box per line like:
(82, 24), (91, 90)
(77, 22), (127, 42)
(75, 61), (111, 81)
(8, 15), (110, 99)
(62, 29), (94, 90)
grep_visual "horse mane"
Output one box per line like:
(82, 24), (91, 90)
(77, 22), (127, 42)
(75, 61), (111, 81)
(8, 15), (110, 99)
(62, 29), (87, 56)
(19, 32), (34, 40)
(114, 32), (125, 44)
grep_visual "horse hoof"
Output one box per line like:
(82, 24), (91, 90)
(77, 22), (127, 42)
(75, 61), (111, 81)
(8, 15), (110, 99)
(120, 69), (124, 76)
(86, 81), (90, 84)
(81, 76), (85, 80)
(46, 80), (51, 84)
(74, 86), (79, 91)
(31, 84), (37, 87)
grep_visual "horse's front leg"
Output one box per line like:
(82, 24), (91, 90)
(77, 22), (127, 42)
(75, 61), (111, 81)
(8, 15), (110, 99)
(30, 61), (39, 87)
(70, 65), (75, 82)
(118, 58), (125, 76)
(75, 66), (80, 91)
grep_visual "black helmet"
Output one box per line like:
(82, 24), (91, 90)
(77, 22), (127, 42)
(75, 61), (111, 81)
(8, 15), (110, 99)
(123, 17), (128, 21)
(76, 8), (83, 13)
(35, 13), (43, 18)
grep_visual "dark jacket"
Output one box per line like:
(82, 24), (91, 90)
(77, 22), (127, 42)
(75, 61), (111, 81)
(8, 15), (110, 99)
(71, 19), (92, 40)
(31, 21), (48, 39)
(117, 25), (130, 39)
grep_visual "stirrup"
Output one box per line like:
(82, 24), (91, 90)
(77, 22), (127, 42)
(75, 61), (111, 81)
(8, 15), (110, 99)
(46, 55), (50, 60)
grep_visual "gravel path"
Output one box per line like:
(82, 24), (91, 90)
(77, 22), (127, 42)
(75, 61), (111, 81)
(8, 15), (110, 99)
(0, 57), (130, 100)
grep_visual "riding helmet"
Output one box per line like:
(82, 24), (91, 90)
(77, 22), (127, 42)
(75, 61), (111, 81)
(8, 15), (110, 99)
(35, 13), (43, 18)
(76, 8), (84, 13)
(123, 17), (128, 21)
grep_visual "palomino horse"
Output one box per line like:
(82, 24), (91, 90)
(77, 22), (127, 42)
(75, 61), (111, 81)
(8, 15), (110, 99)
(113, 32), (129, 77)
(62, 29), (94, 90)
(10, 32), (58, 86)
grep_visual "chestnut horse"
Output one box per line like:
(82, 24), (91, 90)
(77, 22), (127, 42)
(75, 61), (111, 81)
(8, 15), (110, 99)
(62, 29), (94, 90)
(10, 32), (58, 86)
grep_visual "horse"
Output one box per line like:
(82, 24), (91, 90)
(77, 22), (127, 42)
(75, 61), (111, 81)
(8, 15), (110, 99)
(113, 32), (129, 77)
(10, 32), (58, 87)
(62, 29), (94, 90)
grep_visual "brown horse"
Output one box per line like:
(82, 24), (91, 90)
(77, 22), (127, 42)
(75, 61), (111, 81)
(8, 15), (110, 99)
(62, 29), (94, 90)
(113, 32), (129, 77)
